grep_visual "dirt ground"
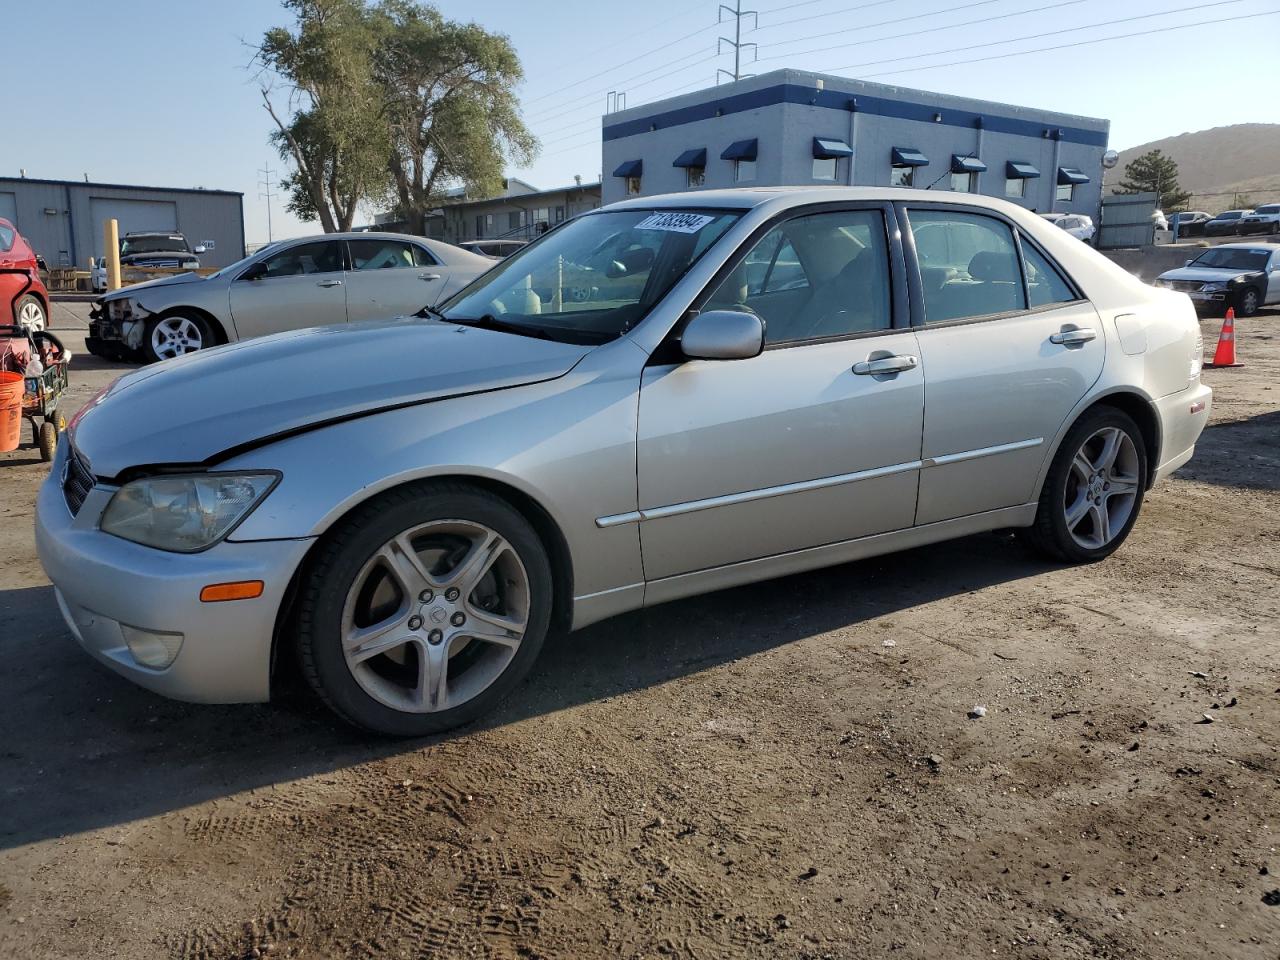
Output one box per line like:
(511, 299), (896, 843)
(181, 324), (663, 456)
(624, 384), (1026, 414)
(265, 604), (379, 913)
(1, 302), (1277, 960)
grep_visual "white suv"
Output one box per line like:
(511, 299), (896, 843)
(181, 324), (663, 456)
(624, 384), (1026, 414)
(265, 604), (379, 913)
(1040, 212), (1096, 244)
(1240, 203), (1280, 236)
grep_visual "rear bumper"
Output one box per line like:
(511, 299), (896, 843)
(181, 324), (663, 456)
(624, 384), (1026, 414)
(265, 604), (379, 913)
(34, 446), (314, 703)
(1151, 381), (1212, 484)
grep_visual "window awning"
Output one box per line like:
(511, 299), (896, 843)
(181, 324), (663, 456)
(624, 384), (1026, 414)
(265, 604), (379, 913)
(612, 159), (643, 178)
(720, 138), (758, 161)
(891, 147), (929, 167)
(672, 148), (707, 168)
(1057, 167), (1090, 185)
(951, 155), (988, 173)
(813, 137), (853, 159)
(1005, 161), (1041, 179)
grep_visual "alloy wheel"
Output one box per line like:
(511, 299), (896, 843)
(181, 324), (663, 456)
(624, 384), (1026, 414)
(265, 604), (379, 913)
(340, 520), (530, 715)
(18, 299), (46, 333)
(150, 316), (204, 358)
(1063, 426), (1140, 550)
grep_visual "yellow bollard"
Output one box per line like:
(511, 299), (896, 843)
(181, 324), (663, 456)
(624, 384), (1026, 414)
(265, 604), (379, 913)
(103, 219), (122, 291)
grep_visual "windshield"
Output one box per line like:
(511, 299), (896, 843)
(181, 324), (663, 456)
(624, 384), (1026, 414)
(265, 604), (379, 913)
(1190, 248), (1269, 271)
(1257, 205), (1280, 215)
(121, 235), (190, 255)
(440, 209), (741, 344)
(205, 243), (282, 280)
(1217, 212), (1244, 220)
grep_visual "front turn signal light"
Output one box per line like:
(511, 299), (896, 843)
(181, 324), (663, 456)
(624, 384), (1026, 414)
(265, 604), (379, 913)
(200, 580), (265, 603)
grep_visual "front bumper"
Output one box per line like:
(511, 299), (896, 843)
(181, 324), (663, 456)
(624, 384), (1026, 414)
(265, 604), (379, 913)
(1151, 380), (1212, 484)
(34, 444), (314, 703)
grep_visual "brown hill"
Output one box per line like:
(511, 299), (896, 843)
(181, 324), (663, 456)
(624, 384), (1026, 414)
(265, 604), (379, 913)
(1108, 124), (1280, 211)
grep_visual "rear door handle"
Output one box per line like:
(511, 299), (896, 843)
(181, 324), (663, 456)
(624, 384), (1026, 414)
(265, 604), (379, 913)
(419, 273), (441, 281)
(1050, 326), (1096, 345)
(316, 279), (343, 288)
(853, 355), (918, 376)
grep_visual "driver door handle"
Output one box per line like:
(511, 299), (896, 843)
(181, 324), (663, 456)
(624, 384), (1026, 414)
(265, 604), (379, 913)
(419, 273), (441, 281)
(316, 279), (343, 288)
(853, 355), (918, 376)
(1050, 326), (1096, 345)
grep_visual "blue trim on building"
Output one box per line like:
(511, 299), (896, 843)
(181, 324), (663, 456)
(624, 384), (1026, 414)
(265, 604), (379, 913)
(672, 148), (707, 168)
(612, 159), (643, 178)
(602, 82), (1108, 148)
(1006, 161), (1041, 179)
(813, 137), (853, 159)
(892, 147), (929, 167)
(1057, 167), (1090, 185)
(720, 139), (758, 161)
(951, 155), (988, 173)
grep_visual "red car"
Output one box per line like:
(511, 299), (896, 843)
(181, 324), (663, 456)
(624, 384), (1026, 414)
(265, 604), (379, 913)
(0, 217), (49, 332)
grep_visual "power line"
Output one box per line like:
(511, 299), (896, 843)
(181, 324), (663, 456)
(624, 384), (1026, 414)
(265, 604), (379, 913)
(825, 0), (1250, 74)
(760, 0), (899, 31)
(755, 0), (1069, 62)
(855, 8), (1279, 79)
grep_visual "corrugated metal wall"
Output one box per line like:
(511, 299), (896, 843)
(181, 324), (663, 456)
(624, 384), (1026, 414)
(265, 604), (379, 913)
(0, 178), (245, 269)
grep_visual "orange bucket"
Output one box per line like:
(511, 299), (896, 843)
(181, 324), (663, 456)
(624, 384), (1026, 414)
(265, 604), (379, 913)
(0, 371), (24, 452)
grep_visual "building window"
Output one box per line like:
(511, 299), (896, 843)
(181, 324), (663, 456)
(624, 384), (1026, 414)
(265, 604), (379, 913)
(950, 171), (976, 193)
(1056, 182), (1074, 202)
(1005, 177), (1026, 198)
(533, 207), (549, 225)
(475, 215), (484, 237)
(890, 165), (914, 187)
(554, 205), (565, 222)
(625, 176), (642, 197)
(687, 167), (705, 188)
(812, 157), (838, 181)
(734, 159), (756, 183)
(508, 210), (523, 230)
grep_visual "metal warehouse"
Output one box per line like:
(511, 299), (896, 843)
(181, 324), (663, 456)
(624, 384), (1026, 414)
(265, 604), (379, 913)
(602, 69), (1109, 217)
(0, 176), (245, 270)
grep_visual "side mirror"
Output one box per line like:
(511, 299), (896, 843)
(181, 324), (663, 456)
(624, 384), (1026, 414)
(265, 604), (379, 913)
(240, 261), (268, 281)
(681, 309), (764, 361)
(194, 245), (207, 255)
(1184, 259), (1193, 267)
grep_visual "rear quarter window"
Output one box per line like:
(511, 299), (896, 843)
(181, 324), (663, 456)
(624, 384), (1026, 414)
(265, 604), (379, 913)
(0, 224), (13, 252)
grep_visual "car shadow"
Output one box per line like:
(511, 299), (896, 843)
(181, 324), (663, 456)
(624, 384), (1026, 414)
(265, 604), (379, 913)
(1175, 408), (1280, 491)
(0, 530), (1049, 850)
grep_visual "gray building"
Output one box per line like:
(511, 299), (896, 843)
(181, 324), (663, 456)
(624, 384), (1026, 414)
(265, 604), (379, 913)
(424, 178), (602, 243)
(601, 69), (1108, 218)
(0, 176), (245, 269)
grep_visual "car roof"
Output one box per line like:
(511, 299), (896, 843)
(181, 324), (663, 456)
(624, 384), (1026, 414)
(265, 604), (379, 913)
(1211, 242), (1280, 251)
(1216, 210), (1252, 216)
(605, 185), (1055, 215)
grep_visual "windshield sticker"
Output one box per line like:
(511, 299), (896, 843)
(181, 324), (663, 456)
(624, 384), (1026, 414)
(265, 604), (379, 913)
(634, 212), (716, 234)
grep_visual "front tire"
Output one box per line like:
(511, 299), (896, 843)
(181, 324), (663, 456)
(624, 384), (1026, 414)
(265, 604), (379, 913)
(38, 420), (58, 462)
(1235, 287), (1260, 317)
(1020, 408), (1147, 563)
(296, 482), (554, 736)
(143, 311), (212, 363)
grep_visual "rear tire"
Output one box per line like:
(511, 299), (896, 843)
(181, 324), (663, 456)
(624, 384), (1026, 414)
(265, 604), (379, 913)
(16, 294), (46, 333)
(1019, 407), (1147, 563)
(296, 482), (554, 737)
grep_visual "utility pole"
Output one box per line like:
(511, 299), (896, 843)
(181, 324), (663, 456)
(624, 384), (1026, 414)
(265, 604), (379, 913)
(717, 0), (757, 84)
(258, 162), (277, 243)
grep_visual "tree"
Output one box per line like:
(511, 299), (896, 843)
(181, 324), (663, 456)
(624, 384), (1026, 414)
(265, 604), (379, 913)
(1116, 150), (1190, 211)
(372, 0), (537, 231)
(256, 0), (392, 232)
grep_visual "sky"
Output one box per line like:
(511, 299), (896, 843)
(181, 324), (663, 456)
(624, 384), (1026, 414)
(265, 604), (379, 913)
(4, 0), (1276, 246)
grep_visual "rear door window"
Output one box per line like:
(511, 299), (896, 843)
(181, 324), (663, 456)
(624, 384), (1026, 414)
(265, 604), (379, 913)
(908, 209), (1026, 323)
(1021, 241), (1077, 307)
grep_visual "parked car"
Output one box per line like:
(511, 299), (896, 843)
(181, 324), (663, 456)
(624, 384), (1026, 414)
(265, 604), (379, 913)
(0, 217), (50, 332)
(1239, 203), (1280, 236)
(1039, 212), (1095, 244)
(1169, 211), (1212, 237)
(1154, 242), (1280, 316)
(1203, 210), (1252, 237)
(92, 232), (204, 293)
(87, 232), (493, 362)
(38, 188), (1212, 736)
(459, 239), (528, 259)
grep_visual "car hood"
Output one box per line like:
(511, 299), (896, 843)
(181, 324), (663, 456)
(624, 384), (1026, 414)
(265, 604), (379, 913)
(99, 271), (205, 300)
(71, 317), (593, 478)
(1158, 266), (1252, 283)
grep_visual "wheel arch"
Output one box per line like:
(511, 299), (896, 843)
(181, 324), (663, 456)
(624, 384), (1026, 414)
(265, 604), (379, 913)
(268, 472), (576, 694)
(1035, 388), (1163, 501)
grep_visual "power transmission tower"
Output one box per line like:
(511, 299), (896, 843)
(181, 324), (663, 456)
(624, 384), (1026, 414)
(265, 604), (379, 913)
(717, 0), (757, 84)
(258, 163), (277, 243)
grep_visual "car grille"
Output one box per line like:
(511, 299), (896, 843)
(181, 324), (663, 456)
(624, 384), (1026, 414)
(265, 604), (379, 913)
(1169, 280), (1204, 292)
(62, 446), (96, 516)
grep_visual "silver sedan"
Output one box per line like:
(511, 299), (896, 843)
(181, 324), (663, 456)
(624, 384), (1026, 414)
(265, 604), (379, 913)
(38, 188), (1212, 735)
(86, 231), (493, 363)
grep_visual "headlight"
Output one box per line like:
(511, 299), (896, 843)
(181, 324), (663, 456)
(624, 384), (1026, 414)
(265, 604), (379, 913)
(101, 473), (279, 552)
(1201, 282), (1225, 292)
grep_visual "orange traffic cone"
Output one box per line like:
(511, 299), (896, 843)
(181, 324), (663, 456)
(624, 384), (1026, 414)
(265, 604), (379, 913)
(1204, 308), (1243, 368)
